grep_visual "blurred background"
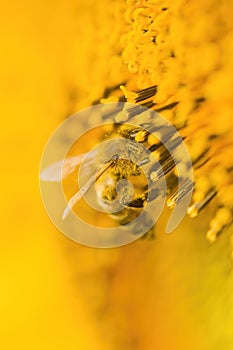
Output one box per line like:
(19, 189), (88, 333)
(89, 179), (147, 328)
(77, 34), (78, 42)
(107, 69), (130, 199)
(0, 1), (233, 349)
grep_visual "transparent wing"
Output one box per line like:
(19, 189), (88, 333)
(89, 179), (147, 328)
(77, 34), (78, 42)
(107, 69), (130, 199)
(62, 173), (97, 220)
(62, 159), (114, 220)
(40, 151), (97, 182)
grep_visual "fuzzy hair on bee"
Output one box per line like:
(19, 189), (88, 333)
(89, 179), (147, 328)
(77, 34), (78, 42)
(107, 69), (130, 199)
(40, 118), (181, 237)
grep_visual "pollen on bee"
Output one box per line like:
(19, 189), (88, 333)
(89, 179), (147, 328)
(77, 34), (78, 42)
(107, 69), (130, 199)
(64, 0), (233, 248)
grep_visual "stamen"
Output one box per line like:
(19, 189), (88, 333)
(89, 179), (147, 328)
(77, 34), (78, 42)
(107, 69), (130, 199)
(135, 85), (157, 102)
(167, 180), (194, 208)
(150, 156), (176, 182)
(187, 190), (217, 218)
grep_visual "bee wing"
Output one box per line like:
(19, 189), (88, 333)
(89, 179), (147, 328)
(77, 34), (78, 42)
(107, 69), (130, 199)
(62, 159), (114, 220)
(62, 173), (97, 220)
(40, 151), (97, 182)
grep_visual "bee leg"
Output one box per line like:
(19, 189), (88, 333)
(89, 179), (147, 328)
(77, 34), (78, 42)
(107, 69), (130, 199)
(140, 226), (156, 240)
(127, 196), (145, 208)
(124, 210), (154, 236)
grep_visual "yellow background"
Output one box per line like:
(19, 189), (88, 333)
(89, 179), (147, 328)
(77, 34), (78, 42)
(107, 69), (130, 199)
(0, 1), (103, 349)
(0, 1), (233, 350)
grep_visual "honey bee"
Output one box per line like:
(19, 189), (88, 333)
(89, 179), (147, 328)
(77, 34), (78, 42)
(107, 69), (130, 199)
(40, 122), (169, 231)
(40, 99), (193, 236)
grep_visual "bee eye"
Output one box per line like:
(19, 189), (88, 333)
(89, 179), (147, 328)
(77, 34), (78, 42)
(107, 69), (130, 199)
(40, 102), (188, 246)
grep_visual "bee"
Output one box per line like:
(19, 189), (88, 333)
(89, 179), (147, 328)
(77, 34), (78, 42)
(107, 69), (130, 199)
(40, 92), (194, 236)
(40, 115), (190, 237)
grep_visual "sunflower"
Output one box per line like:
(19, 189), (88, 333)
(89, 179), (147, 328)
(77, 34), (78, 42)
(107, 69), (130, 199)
(2, 1), (233, 349)
(119, 0), (233, 246)
(68, 0), (233, 249)
(59, 1), (233, 349)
